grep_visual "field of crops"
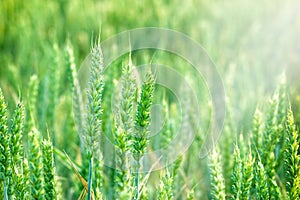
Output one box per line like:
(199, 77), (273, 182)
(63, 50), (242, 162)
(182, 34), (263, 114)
(0, 0), (300, 199)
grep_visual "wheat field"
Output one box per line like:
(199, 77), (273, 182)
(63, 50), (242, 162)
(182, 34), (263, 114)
(0, 0), (300, 199)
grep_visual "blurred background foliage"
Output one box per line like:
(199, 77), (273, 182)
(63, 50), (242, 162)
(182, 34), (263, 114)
(1, 0), (299, 123)
(0, 0), (299, 198)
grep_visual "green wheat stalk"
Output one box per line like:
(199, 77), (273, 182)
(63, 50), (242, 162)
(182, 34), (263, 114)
(172, 156), (182, 179)
(28, 128), (44, 199)
(42, 138), (56, 200)
(157, 169), (174, 200)
(94, 158), (103, 200)
(26, 74), (39, 133)
(133, 72), (155, 199)
(209, 147), (226, 200)
(251, 108), (263, 153)
(0, 89), (11, 199)
(231, 144), (242, 199)
(255, 157), (270, 200)
(113, 59), (136, 199)
(240, 149), (254, 199)
(275, 75), (287, 127)
(284, 103), (300, 199)
(113, 124), (134, 199)
(231, 139), (254, 200)
(84, 41), (105, 200)
(55, 176), (63, 200)
(9, 102), (25, 198)
(274, 76), (287, 171)
(22, 158), (31, 199)
(221, 97), (235, 193)
(118, 58), (136, 134)
(261, 92), (281, 198)
(64, 40), (90, 188)
(9, 102), (24, 169)
(65, 40), (84, 136)
(48, 43), (60, 144)
(133, 72), (155, 157)
(290, 171), (300, 200)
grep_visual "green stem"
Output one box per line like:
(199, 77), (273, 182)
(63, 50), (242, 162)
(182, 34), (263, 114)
(4, 179), (8, 200)
(87, 157), (93, 200)
(135, 158), (140, 200)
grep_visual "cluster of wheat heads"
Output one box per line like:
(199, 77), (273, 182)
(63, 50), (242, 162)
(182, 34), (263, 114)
(0, 88), (56, 199)
(72, 41), (156, 199)
(1, 39), (300, 200)
(209, 78), (300, 200)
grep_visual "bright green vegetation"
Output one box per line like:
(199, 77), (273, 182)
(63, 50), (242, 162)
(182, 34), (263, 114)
(1, 0), (299, 199)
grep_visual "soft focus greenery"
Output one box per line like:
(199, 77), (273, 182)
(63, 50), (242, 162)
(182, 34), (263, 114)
(0, 0), (299, 199)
